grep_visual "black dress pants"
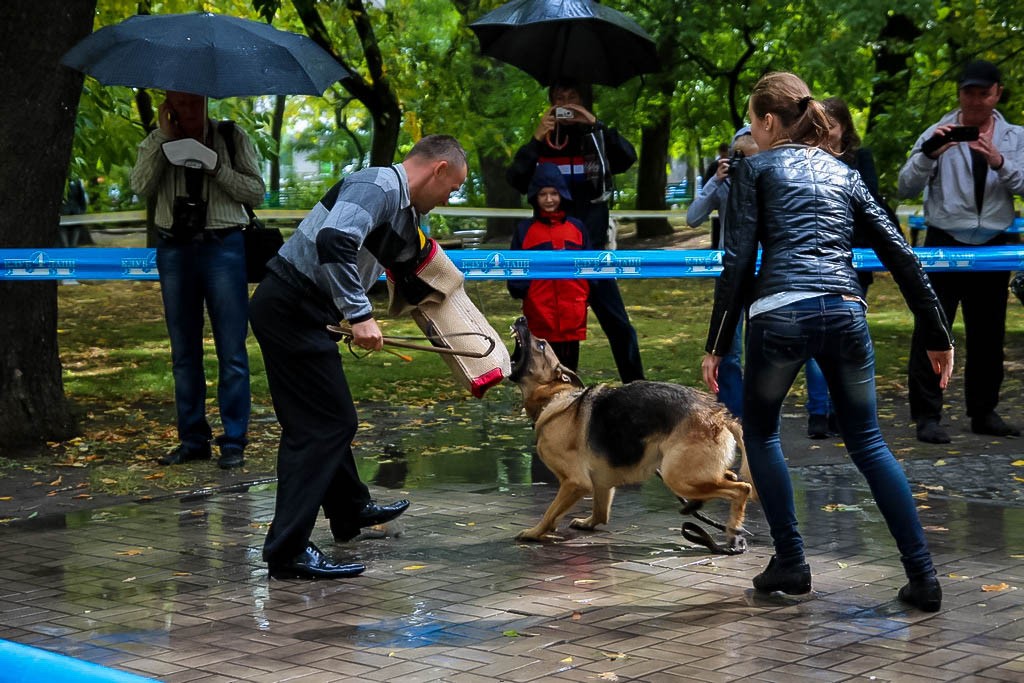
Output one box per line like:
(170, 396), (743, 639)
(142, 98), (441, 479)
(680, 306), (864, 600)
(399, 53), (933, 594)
(908, 228), (1011, 422)
(250, 273), (371, 564)
(588, 279), (644, 383)
(570, 200), (645, 384)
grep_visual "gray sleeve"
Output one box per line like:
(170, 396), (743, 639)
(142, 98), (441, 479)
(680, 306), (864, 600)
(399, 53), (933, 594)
(130, 129), (173, 198)
(315, 180), (396, 322)
(686, 177), (723, 227)
(897, 126), (940, 199)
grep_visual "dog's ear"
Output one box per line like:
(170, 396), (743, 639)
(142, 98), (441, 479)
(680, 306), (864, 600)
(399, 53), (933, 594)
(558, 366), (586, 389)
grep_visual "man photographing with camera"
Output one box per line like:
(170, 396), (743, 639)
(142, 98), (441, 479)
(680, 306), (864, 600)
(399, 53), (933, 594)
(507, 80), (645, 384)
(898, 59), (1024, 444)
(131, 91), (265, 469)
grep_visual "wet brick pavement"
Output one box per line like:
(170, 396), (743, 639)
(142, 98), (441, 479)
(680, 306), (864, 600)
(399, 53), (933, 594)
(1, 447), (1022, 682)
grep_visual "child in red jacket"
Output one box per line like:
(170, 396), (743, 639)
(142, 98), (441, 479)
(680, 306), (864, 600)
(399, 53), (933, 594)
(508, 162), (590, 370)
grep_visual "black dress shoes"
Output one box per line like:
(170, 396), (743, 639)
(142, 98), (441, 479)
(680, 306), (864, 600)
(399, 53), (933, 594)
(916, 419), (951, 444)
(333, 499), (411, 542)
(158, 442), (211, 465)
(217, 445), (245, 469)
(970, 412), (1020, 437)
(268, 543), (366, 580)
(356, 499), (410, 527)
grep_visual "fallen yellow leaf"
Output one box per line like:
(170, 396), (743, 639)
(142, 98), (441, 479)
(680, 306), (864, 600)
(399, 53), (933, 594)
(923, 526), (949, 532)
(0, 496), (12, 501)
(49, 475), (62, 486)
(933, 459), (947, 466)
(403, 565), (426, 570)
(837, 562), (848, 569)
(144, 472), (165, 480)
(981, 583), (1010, 592)
(100, 478), (118, 485)
(1011, 460), (1024, 467)
(117, 549), (143, 556)
(602, 652), (627, 660)
(560, 657), (573, 663)
(122, 576), (136, 582)
(574, 579), (598, 585)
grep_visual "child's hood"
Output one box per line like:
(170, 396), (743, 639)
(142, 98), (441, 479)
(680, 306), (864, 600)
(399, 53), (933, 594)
(527, 162), (573, 206)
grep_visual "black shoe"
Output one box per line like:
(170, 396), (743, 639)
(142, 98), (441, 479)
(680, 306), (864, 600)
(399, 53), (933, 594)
(916, 419), (951, 444)
(752, 556), (812, 595)
(217, 445), (245, 469)
(898, 576), (942, 612)
(355, 499), (410, 527)
(158, 442), (211, 465)
(807, 414), (830, 439)
(267, 543), (366, 580)
(970, 412), (1020, 437)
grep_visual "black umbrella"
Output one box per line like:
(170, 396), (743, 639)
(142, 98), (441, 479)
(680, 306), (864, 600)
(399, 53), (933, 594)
(469, 0), (659, 87)
(61, 12), (353, 98)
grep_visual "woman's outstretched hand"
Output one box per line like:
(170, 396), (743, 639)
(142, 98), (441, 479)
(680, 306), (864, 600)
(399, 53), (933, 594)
(702, 353), (722, 394)
(928, 348), (955, 390)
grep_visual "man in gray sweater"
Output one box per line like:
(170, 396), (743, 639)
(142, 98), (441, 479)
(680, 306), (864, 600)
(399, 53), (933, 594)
(249, 135), (468, 580)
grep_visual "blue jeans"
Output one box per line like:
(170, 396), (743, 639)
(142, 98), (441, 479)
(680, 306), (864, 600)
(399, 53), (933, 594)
(804, 358), (832, 416)
(717, 320), (744, 418)
(743, 295), (933, 580)
(157, 230), (250, 450)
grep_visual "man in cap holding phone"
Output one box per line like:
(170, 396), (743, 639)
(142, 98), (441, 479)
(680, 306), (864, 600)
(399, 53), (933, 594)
(898, 59), (1024, 444)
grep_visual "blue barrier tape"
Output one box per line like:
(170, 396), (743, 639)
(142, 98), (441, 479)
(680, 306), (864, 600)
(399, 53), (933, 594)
(906, 215), (1024, 232)
(0, 639), (157, 682)
(1, 247), (1023, 281)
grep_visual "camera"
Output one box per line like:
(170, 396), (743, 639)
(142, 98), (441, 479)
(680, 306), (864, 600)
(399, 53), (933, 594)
(726, 149), (745, 176)
(554, 107), (574, 120)
(170, 196), (208, 239)
(946, 125), (980, 142)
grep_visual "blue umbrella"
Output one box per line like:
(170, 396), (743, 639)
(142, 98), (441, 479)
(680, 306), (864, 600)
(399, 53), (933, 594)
(61, 12), (352, 98)
(469, 0), (659, 87)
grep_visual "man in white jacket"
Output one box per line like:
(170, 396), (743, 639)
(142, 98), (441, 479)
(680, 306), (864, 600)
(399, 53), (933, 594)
(898, 60), (1024, 444)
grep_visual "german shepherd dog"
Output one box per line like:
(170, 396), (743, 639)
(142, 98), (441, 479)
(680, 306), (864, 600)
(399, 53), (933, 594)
(508, 317), (753, 551)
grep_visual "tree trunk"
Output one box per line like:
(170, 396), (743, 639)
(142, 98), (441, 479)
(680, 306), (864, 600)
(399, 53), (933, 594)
(292, 0), (402, 166)
(0, 0), (96, 448)
(270, 94), (286, 205)
(478, 152), (520, 239)
(634, 100), (672, 239)
(866, 13), (921, 136)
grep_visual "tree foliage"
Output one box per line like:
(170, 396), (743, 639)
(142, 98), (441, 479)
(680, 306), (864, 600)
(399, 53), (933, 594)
(4, 0), (1024, 445)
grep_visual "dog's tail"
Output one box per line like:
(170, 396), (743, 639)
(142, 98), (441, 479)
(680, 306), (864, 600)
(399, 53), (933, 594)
(726, 419), (758, 501)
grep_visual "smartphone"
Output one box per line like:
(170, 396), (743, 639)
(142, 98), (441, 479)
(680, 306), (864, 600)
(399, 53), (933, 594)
(554, 107), (574, 120)
(947, 125), (979, 142)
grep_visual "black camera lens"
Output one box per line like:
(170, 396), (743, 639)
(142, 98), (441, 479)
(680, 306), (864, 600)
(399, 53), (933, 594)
(171, 197), (208, 238)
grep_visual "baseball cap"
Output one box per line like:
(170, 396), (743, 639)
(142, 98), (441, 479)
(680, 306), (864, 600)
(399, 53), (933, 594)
(958, 60), (1001, 88)
(731, 126), (752, 145)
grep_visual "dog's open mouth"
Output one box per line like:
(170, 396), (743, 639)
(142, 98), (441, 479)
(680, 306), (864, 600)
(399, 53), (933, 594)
(508, 317), (530, 381)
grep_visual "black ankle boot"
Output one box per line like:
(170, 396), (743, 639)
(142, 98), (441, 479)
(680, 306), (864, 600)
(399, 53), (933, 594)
(753, 556), (812, 595)
(898, 575), (942, 612)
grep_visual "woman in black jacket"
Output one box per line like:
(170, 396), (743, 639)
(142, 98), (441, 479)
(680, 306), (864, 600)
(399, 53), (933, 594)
(702, 72), (955, 611)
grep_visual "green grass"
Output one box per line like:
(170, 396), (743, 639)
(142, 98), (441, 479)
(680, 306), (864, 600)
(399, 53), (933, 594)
(44, 243), (1024, 499)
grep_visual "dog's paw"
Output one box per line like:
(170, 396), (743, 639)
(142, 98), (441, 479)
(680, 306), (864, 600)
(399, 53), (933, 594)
(569, 517), (598, 530)
(727, 535), (748, 554)
(515, 529), (547, 542)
